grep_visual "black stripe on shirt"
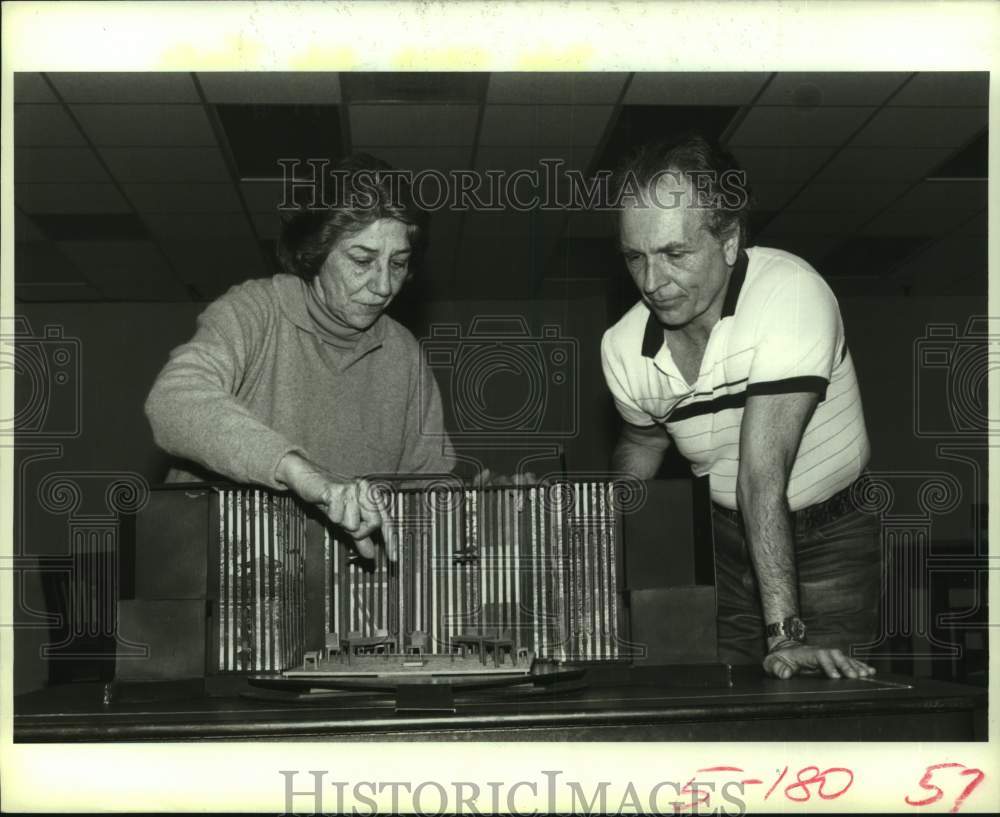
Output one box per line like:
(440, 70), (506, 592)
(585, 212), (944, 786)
(745, 376), (828, 400)
(669, 391), (747, 422)
(667, 376), (828, 423)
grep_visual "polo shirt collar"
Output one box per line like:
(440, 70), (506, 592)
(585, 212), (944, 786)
(640, 249), (749, 359)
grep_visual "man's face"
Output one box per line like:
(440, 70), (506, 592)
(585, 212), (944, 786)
(619, 174), (739, 332)
(313, 217), (412, 331)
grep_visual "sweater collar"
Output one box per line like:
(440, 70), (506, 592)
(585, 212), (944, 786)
(273, 275), (386, 364)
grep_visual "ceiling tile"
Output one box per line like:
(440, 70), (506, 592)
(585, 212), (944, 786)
(889, 72), (989, 107)
(748, 182), (801, 211)
(14, 73), (58, 103)
(216, 104), (342, 179)
(955, 211), (987, 236)
(474, 145), (593, 174)
(56, 239), (170, 277)
(927, 131), (987, 179)
(48, 72), (200, 103)
(730, 146), (836, 182)
(15, 283), (103, 302)
(479, 105), (612, 147)
(625, 72), (769, 106)
(454, 234), (535, 296)
(15, 242), (86, 283)
(143, 212), (255, 241)
(16, 183), (130, 214)
(756, 72), (909, 106)
(351, 146), (472, 173)
(894, 180), (987, 212)
(198, 72), (341, 103)
(851, 107), (987, 148)
(462, 211), (535, 238)
(56, 240), (187, 300)
(898, 232), (987, 295)
(487, 73), (627, 104)
(242, 181), (285, 212)
(251, 211), (283, 240)
(862, 207), (971, 236)
(349, 104), (479, 146)
(32, 213), (148, 241)
(14, 105), (86, 146)
(750, 233), (846, 265)
(762, 210), (869, 235)
(728, 106), (873, 147)
(160, 239), (268, 285)
(97, 147), (231, 182)
(344, 73), (485, 103)
(822, 235), (925, 277)
(15, 211), (46, 241)
(70, 104), (216, 147)
(813, 147), (954, 183)
(789, 182), (909, 215)
(15, 148), (111, 183)
(122, 183), (243, 213)
(564, 210), (617, 238)
(596, 105), (739, 171)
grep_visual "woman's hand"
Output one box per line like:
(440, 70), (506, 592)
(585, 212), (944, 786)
(276, 453), (389, 560)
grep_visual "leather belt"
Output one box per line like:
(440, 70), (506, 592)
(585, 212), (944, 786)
(712, 473), (870, 531)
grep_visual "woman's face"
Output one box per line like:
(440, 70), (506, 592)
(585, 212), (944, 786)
(313, 218), (412, 330)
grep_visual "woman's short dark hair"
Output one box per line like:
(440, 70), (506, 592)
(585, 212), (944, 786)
(611, 133), (752, 250)
(277, 153), (427, 281)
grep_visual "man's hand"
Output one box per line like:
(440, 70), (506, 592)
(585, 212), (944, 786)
(276, 453), (390, 560)
(764, 644), (877, 680)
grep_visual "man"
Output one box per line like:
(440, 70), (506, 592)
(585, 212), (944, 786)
(600, 134), (880, 680)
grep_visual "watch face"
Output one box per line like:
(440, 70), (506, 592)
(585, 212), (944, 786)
(787, 616), (806, 640)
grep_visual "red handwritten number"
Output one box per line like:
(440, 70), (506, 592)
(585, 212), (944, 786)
(764, 766), (788, 800)
(784, 767), (854, 802)
(905, 764), (986, 813)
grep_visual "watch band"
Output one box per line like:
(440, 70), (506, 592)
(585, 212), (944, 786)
(765, 615), (806, 642)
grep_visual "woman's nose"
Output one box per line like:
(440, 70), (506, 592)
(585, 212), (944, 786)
(368, 261), (393, 296)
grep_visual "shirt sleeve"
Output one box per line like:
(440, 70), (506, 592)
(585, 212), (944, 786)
(601, 331), (656, 427)
(746, 266), (844, 400)
(144, 283), (307, 489)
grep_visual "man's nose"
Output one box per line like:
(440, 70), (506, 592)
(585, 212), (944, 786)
(641, 256), (671, 295)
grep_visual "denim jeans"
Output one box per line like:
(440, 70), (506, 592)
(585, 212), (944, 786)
(713, 504), (882, 665)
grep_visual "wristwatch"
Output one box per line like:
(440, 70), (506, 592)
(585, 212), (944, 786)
(765, 615), (807, 643)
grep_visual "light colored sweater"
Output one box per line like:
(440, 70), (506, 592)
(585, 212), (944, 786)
(145, 274), (455, 488)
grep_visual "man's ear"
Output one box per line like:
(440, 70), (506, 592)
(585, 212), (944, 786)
(721, 223), (741, 266)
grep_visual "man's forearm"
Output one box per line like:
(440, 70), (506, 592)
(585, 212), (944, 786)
(611, 437), (665, 479)
(737, 479), (799, 646)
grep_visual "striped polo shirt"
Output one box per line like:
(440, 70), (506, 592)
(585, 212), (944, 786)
(601, 246), (870, 511)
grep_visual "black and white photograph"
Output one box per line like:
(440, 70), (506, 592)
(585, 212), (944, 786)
(1, 2), (997, 813)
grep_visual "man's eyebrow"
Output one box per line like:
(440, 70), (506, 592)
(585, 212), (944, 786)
(618, 241), (688, 253)
(347, 244), (378, 253)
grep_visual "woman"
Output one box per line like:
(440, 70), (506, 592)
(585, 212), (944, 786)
(145, 154), (455, 560)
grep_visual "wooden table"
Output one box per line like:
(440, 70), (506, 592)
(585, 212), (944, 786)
(14, 668), (986, 742)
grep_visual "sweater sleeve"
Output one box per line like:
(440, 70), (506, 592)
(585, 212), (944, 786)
(144, 282), (307, 489)
(398, 348), (457, 476)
